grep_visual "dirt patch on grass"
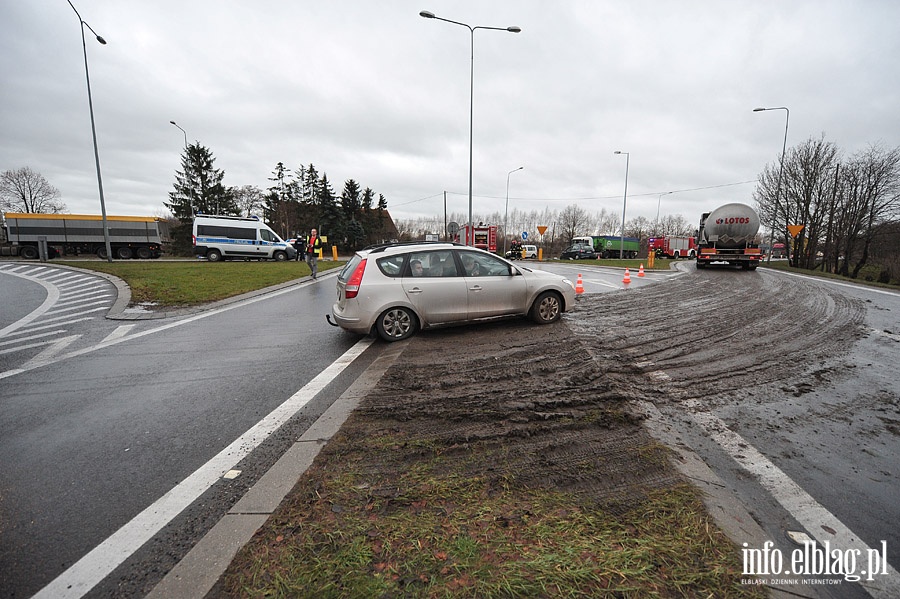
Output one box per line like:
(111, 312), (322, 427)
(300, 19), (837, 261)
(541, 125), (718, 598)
(220, 318), (762, 597)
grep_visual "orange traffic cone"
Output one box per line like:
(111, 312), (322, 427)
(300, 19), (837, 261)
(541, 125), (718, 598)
(622, 268), (632, 284)
(575, 273), (584, 294)
(638, 264), (645, 277)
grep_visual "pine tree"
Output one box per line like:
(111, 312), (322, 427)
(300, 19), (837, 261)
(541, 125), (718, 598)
(165, 143), (237, 254)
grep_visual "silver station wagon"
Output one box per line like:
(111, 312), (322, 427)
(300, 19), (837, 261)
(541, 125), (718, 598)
(329, 242), (577, 342)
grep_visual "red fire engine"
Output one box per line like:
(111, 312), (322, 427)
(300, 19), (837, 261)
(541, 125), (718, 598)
(648, 236), (697, 259)
(456, 224), (497, 252)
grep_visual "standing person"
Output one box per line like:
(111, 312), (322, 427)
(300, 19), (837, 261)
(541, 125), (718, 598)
(292, 237), (305, 261)
(305, 228), (323, 279)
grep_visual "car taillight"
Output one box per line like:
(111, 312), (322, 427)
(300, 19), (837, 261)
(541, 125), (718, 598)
(344, 258), (367, 299)
(192, 234), (196, 247)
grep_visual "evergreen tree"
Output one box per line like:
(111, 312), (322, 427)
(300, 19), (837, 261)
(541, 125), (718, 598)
(316, 173), (342, 241)
(165, 143), (236, 254)
(341, 179), (362, 218)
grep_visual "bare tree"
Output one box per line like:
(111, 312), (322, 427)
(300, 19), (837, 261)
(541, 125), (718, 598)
(0, 167), (66, 213)
(835, 145), (900, 277)
(557, 204), (592, 244)
(231, 185), (265, 218)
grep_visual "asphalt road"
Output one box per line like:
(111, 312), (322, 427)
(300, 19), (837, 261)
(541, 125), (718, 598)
(0, 264), (378, 598)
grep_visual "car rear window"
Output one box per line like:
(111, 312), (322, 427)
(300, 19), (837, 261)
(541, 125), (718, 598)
(376, 254), (405, 277)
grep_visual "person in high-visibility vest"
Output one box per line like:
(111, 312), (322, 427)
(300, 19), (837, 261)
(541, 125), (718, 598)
(304, 228), (323, 279)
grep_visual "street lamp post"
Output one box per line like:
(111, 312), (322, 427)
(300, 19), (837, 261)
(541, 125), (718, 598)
(614, 151), (630, 259)
(503, 166), (523, 255)
(419, 10), (521, 246)
(655, 191), (672, 233)
(753, 106), (790, 264)
(68, 0), (112, 262)
(169, 120), (195, 216)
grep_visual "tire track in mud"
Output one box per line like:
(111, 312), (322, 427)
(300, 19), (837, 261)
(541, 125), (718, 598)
(345, 319), (682, 508)
(568, 268), (868, 405)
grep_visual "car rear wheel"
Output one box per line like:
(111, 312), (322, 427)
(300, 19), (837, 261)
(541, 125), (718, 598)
(206, 249), (222, 262)
(376, 307), (418, 341)
(530, 291), (562, 324)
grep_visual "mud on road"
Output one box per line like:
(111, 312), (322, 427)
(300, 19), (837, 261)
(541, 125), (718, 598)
(346, 266), (869, 511)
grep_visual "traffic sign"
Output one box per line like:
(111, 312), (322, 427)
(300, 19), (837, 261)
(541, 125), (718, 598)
(522, 231), (528, 240)
(537, 226), (548, 236)
(787, 225), (805, 238)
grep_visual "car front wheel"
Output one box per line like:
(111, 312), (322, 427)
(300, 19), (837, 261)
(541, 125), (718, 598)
(530, 291), (562, 324)
(376, 307), (418, 341)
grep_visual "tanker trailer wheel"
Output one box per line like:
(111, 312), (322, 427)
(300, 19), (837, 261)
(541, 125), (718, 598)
(20, 246), (39, 259)
(136, 247), (152, 259)
(116, 247), (133, 259)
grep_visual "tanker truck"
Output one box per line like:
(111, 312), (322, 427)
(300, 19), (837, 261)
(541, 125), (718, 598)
(695, 203), (763, 270)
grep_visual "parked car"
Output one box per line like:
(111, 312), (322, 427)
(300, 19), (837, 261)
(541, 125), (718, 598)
(328, 242), (577, 341)
(560, 244), (597, 260)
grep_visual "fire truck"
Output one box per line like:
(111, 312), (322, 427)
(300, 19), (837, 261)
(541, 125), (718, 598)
(455, 224), (497, 252)
(648, 236), (696, 259)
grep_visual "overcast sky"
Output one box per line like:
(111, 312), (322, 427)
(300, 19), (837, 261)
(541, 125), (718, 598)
(2, 1), (898, 233)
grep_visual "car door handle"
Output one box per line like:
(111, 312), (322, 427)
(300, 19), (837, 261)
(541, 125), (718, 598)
(407, 287), (423, 294)
(468, 285), (482, 291)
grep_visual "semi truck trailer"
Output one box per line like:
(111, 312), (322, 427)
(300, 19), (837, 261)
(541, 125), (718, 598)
(1, 212), (164, 259)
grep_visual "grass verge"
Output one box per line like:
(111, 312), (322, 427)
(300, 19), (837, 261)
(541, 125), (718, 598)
(62, 260), (344, 306)
(222, 433), (765, 598)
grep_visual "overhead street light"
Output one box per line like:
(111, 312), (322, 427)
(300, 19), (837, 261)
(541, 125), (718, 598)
(614, 151), (630, 259)
(656, 191), (673, 232)
(503, 166), (523, 255)
(419, 10), (521, 246)
(169, 120), (195, 216)
(753, 106), (790, 264)
(68, 0), (112, 262)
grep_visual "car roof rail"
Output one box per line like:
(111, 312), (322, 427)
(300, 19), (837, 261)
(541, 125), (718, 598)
(362, 241), (465, 254)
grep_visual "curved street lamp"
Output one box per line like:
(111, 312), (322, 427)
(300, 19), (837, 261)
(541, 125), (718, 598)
(419, 10), (521, 246)
(614, 151), (630, 259)
(753, 106), (790, 264)
(169, 120), (195, 217)
(655, 191), (673, 232)
(503, 166), (523, 255)
(68, 0), (112, 262)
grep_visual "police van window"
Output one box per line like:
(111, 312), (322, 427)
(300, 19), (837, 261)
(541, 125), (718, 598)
(260, 229), (275, 242)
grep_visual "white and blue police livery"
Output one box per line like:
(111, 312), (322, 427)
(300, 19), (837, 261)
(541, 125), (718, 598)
(192, 214), (297, 262)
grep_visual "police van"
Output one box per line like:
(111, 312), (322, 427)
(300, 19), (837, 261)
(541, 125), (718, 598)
(192, 214), (297, 262)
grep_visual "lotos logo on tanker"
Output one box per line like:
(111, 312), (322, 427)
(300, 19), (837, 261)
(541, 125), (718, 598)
(715, 216), (751, 225)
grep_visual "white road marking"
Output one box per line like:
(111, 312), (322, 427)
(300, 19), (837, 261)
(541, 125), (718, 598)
(32, 336), (374, 599)
(101, 325), (135, 344)
(0, 272), (59, 337)
(684, 401), (900, 597)
(19, 335), (81, 369)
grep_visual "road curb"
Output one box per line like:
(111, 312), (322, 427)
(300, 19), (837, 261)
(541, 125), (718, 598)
(145, 341), (407, 599)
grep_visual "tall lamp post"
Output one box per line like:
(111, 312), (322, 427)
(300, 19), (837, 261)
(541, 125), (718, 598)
(655, 191), (672, 233)
(68, 0), (112, 262)
(419, 10), (521, 246)
(753, 106), (790, 264)
(503, 166), (523, 255)
(614, 151), (630, 259)
(169, 120), (194, 216)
